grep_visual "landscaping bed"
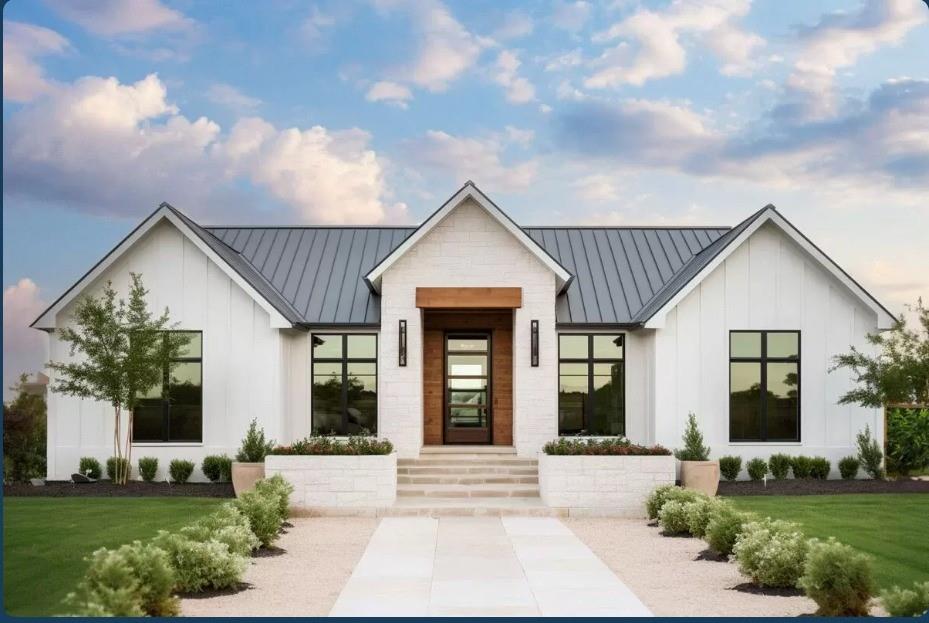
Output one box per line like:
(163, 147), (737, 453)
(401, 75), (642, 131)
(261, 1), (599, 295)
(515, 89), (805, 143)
(3, 481), (235, 498)
(719, 477), (929, 496)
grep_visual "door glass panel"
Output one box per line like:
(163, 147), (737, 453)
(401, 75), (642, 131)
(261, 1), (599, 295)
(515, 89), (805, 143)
(767, 332), (799, 359)
(448, 338), (488, 352)
(731, 332), (761, 358)
(766, 362), (799, 440)
(448, 355), (487, 377)
(730, 361), (762, 440)
(449, 407), (486, 427)
(449, 390), (487, 406)
(559, 335), (588, 359)
(449, 377), (487, 391)
(593, 335), (623, 359)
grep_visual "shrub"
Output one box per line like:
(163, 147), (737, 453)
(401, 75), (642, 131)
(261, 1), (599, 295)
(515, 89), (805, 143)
(685, 497), (728, 538)
(137, 457), (158, 483)
(270, 434), (396, 456)
(733, 518), (809, 588)
(179, 523), (259, 558)
(704, 506), (756, 557)
(198, 502), (252, 533)
(880, 581), (929, 617)
(105, 457), (130, 481)
(791, 456), (813, 479)
(79, 457), (102, 480)
(719, 456), (742, 481)
(236, 419), (275, 462)
(674, 413), (710, 461)
(541, 437), (671, 455)
(168, 459), (194, 483)
(234, 489), (283, 547)
(838, 456), (860, 480)
(809, 457), (831, 480)
(856, 425), (884, 479)
(885, 407), (929, 476)
(768, 453), (791, 480)
(201, 455), (233, 482)
(646, 485), (702, 520)
(746, 457), (768, 481)
(798, 538), (874, 616)
(255, 474), (294, 521)
(658, 500), (692, 535)
(152, 531), (247, 593)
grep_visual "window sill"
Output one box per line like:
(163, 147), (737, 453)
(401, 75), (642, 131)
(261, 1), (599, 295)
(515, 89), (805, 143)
(131, 442), (204, 448)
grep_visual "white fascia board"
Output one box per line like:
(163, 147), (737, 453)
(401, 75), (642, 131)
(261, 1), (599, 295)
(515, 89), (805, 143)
(364, 184), (572, 293)
(644, 209), (897, 330)
(32, 207), (291, 330)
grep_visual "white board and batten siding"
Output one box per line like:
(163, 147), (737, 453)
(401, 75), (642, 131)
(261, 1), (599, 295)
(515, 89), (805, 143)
(650, 222), (882, 473)
(47, 221), (286, 482)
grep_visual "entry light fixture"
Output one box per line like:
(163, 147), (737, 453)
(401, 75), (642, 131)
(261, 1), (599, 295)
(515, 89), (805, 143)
(399, 319), (407, 367)
(530, 320), (539, 367)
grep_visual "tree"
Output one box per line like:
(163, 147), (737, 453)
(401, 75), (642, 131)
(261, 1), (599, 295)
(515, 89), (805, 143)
(831, 299), (929, 408)
(47, 274), (189, 484)
(3, 375), (47, 482)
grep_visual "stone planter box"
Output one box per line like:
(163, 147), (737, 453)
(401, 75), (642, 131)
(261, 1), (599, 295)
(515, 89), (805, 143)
(265, 453), (397, 513)
(538, 453), (676, 517)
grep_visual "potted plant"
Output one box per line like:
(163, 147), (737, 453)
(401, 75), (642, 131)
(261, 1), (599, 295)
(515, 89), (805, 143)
(232, 419), (274, 496)
(674, 413), (718, 496)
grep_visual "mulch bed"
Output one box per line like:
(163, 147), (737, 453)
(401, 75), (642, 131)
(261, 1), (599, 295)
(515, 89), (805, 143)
(718, 478), (929, 496)
(3, 481), (235, 498)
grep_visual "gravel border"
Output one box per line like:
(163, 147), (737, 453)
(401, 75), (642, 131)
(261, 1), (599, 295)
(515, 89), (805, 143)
(718, 478), (929, 496)
(3, 481), (234, 498)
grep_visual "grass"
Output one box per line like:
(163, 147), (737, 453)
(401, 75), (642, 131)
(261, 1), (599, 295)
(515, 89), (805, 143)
(3, 496), (224, 616)
(729, 493), (929, 590)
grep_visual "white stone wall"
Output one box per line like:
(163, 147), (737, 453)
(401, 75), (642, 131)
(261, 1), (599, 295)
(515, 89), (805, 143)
(538, 454), (676, 517)
(379, 199), (559, 458)
(265, 454), (397, 510)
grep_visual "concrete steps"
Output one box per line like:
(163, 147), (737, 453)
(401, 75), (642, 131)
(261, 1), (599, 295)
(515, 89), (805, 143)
(397, 474), (539, 485)
(398, 483), (540, 498)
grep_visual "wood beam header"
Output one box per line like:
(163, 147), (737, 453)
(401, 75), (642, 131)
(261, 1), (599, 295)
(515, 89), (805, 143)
(415, 287), (522, 309)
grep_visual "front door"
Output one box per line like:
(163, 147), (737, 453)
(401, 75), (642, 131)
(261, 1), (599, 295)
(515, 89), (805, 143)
(445, 333), (492, 444)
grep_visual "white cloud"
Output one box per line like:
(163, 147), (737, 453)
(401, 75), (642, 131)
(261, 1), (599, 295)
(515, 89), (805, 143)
(3, 279), (48, 399)
(2, 22), (69, 103)
(552, 1), (591, 32)
(206, 83), (262, 113)
(44, 0), (192, 36)
(494, 10), (534, 40)
(545, 48), (584, 72)
(505, 126), (535, 147)
(574, 174), (621, 202)
(301, 5), (338, 50)
(365, 81), (413, 108)
(492, 50), (535, 104)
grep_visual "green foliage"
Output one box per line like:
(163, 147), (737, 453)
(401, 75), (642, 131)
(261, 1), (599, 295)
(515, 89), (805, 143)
(234, 489), (283, 547)
(79, 457), (102, 480)
(674, 413), (710, 461)
(746, 457), (768, 481)
(719, 456), (742, 481)
(106, 457), (131, 481)
(178, 523), (258, 558)
(137, 457), (158, 482)
(168, 460), (194, 483)
(838, 456), (860, 480)
(880, 581), (929, 617)
(197, 502), (252, 533)
(799, 538), (875, 616)
(201, 455), (233, 482)
(809, 457), (831, 480)
(255, 475), (294, 520)
(733, 518), (810, 588)
(831, 298), (929, 407)
(790, 455), (813, 479)
(704, 506), (756, 557)
(236, 419), (275, 462)
(768, 453), (791, 479)
(270, 434), (396, 456)
(645, 485), (702, 520)
(885, 407), (929, 476)
(2, 375), (47, 482)
(658, 500), (692, 535)
(152, 531), (246, 593)
(685, 497), (728, 538)
(857, 425), (885, 479)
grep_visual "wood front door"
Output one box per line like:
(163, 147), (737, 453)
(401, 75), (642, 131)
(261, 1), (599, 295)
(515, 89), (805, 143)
(445, 332), (492, 444)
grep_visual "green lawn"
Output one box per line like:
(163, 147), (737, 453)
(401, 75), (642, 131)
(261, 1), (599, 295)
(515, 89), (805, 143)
(729, 493), (929, 590)
(3, 497), (224, 616)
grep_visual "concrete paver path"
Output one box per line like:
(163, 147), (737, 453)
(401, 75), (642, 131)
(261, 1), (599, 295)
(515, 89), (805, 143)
(329, 517), (652, 617)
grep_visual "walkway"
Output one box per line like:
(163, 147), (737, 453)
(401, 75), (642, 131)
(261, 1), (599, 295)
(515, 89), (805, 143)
(329, 517), (652, 617)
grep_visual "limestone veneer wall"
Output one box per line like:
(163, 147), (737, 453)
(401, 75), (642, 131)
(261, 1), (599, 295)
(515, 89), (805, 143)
(265, 454), (397, 511)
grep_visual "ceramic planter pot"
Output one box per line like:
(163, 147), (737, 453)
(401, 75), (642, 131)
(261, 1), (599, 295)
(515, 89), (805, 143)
(231, 462), (264, 496)
(680, 460), (719, 496)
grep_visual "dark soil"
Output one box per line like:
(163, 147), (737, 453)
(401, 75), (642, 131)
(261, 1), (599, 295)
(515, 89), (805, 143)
(253, 545), (286, 558)
(178, 582), (252, 599)
(3, 481), (235, 498)
(718, 478), (929, 496)
(729, 582), (804, 597)
(694, 548), (729, 563)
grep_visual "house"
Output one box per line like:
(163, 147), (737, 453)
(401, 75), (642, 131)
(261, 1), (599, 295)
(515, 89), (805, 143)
(33, 182), (895, 481)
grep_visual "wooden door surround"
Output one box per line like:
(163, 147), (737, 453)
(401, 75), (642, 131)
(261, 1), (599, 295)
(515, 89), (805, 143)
(416, 287), (522, 309)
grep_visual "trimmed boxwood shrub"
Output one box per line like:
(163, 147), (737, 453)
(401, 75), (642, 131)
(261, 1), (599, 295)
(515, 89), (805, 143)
(137, 457), (158, 483)
(106, 457), (130, 481)
(769, 454), (791, 480)
(152, 531), (247, 593)
(685, 497), (727, 538)
(658, 500), (692, 535)
(746, 457), (767, 481)
(798, 538), (874, 616)
(790, 456), (813, 479)
(201, 455), (232, 483)
(168, 459), (194, 483)
(733, 518), (809, 588)
(704, 505), (756, 557)
(234, 489), (283, 547)
(880, 581), (929, 617)
(79, 457), (102, 480)
(255, 474), (294, 521)
(839, 456), (860, 480)
(719, 456), (742, 481)
(809, 457), (830, 480)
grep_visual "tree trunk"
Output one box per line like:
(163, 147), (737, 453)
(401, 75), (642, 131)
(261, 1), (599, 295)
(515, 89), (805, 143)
(124, 411), (134, 485)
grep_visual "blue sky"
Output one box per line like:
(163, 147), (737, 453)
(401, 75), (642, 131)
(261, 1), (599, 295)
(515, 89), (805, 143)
(3, 0), (928, 393)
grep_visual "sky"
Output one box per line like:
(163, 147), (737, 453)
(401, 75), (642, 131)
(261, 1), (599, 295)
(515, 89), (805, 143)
(3, 0), (929, 397)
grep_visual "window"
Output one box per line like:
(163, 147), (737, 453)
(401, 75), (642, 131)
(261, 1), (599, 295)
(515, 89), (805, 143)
(558, 334), (624, 436)
(312, 334), (377, 435)
(134, 331), (202, 443)
(730, 331), (800, 442)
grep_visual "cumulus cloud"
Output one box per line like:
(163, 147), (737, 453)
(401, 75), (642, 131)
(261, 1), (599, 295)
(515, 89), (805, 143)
(574, 174), (621, 202)
(44, 0), (192, 36)
(552, 1), (592, 32)
(2, 21), (69, 102)
(365, 81), (413, 108)
(545, 48), (584, 72)
(492, 50), (535, 104)
(206, 83), (262, 113)
(586, 0), (763, 88)
(3, 279), (48, 399)
(494, 10), (534, 40)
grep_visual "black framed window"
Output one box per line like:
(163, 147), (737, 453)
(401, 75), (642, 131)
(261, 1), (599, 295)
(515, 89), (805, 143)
(312, 334), (377, 435)
(730, 331), (800, 442)
(558, 334), (625, 436)
(133, 331), (202, 443)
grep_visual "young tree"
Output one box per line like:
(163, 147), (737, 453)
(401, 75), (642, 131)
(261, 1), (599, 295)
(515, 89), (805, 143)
(3, 375), (47, 482)
(47, 274), (190, 484)
(831, 299), (929, 407)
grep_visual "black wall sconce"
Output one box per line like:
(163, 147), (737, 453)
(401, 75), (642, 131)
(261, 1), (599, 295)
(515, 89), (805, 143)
(530, 319), (539, 367)
(398, 319), (407, 367)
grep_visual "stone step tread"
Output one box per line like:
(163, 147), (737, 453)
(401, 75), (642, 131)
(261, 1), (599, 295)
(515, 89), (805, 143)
(383, 497), (565, 517)
(398, 458), (538, 466)
(397, 475), (539, 485)
(397, 484), (540, 498)
(397, 467), (539, 475)
(420, 446), (516, 455)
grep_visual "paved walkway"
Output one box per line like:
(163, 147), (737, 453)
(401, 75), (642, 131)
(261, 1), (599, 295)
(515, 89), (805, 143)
(329, 517), (652, 617)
